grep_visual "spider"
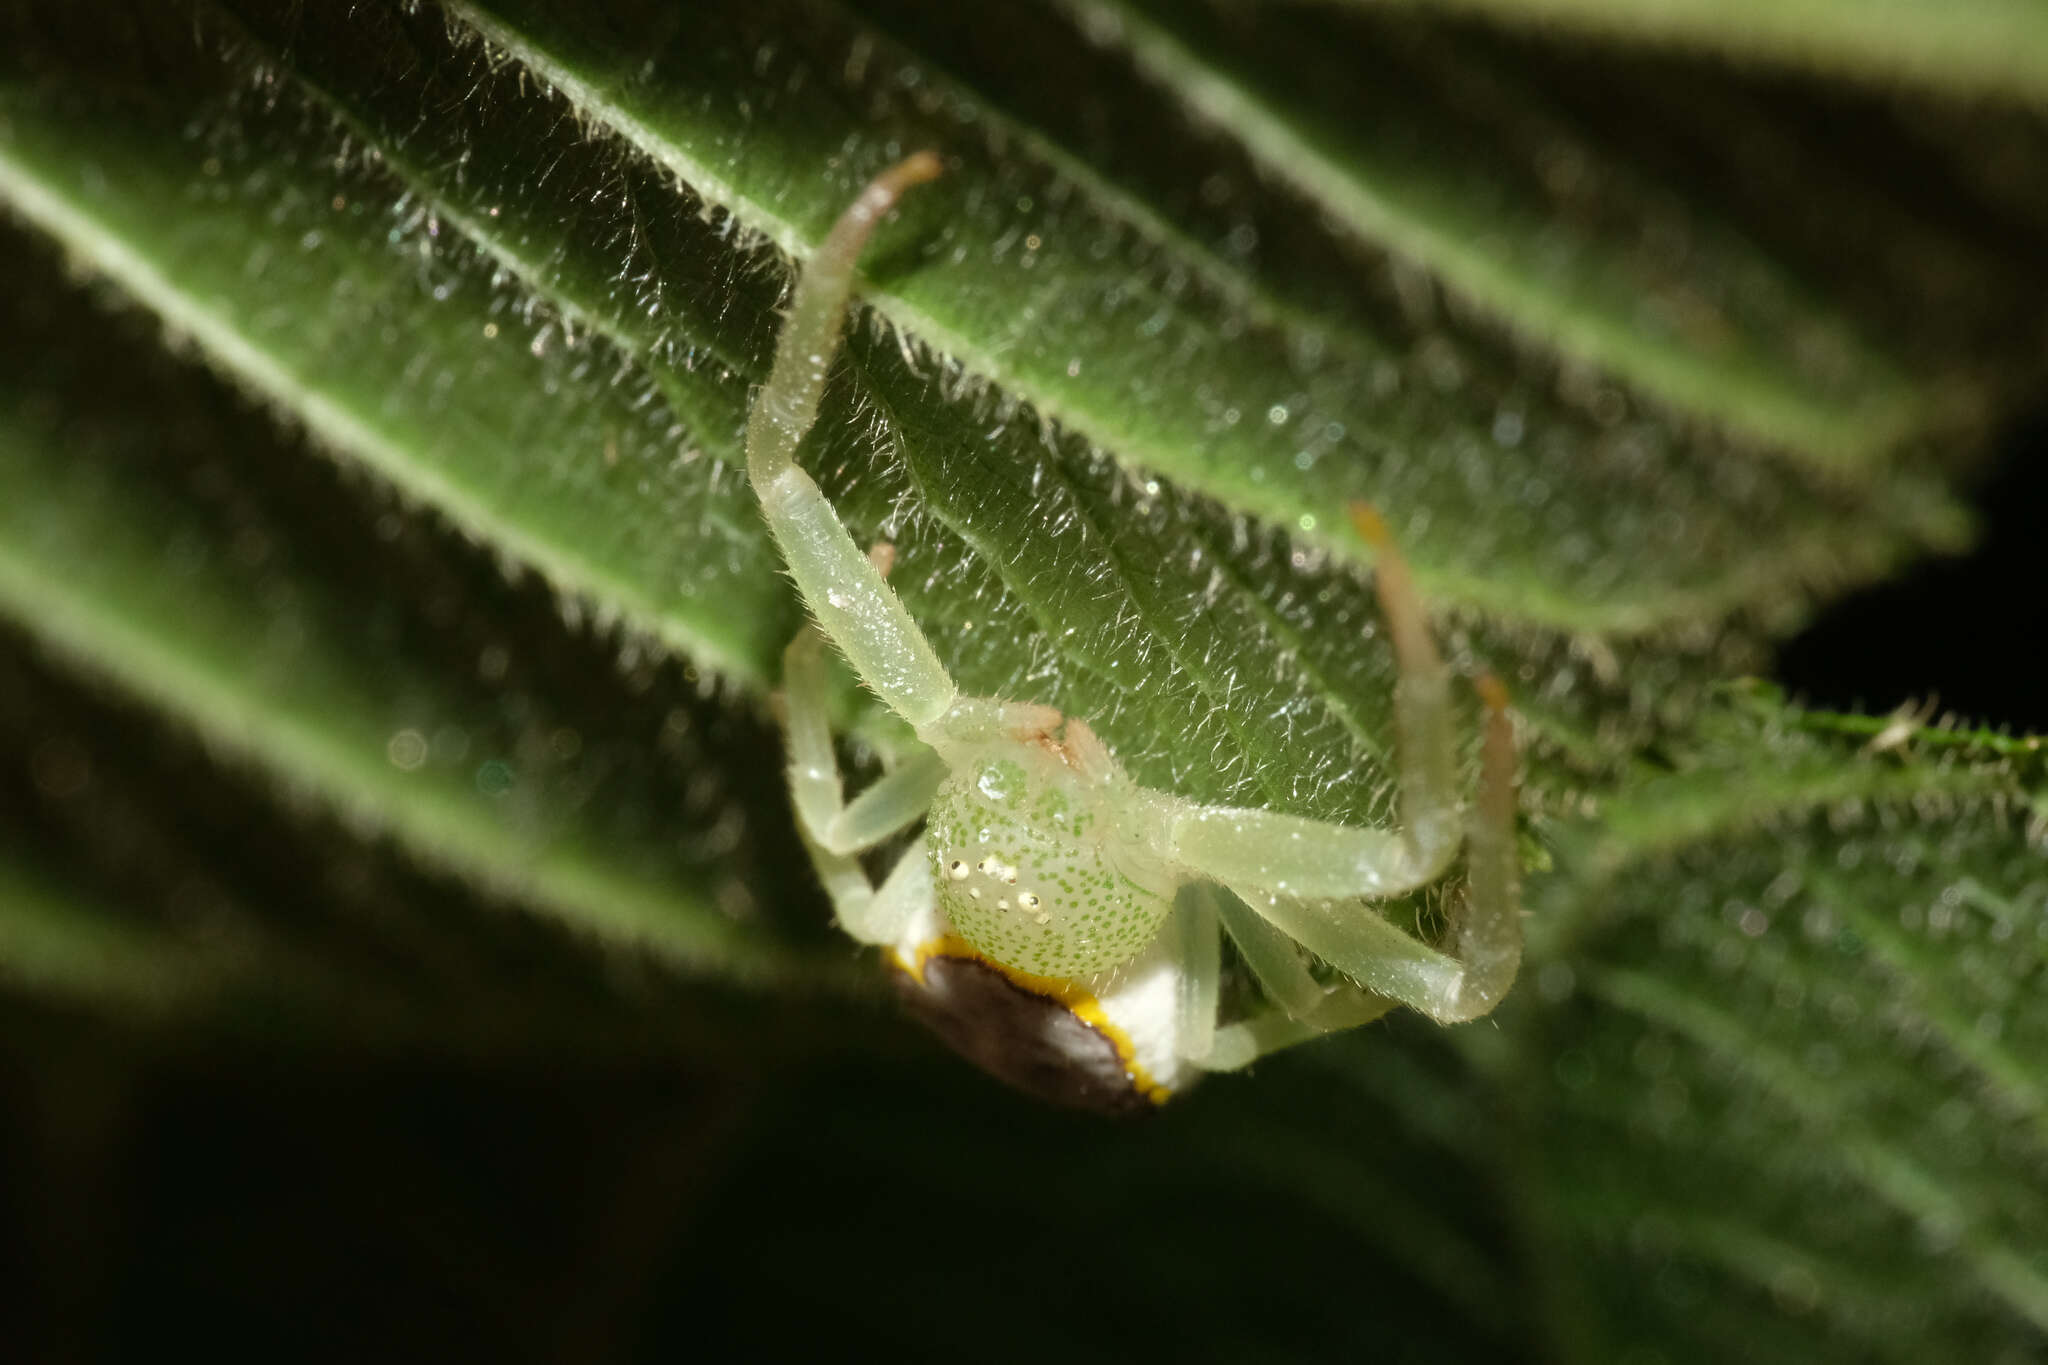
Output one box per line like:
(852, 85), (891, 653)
(746, 153), (1521, 1113)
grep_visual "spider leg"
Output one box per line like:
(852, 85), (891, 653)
(801, 830), (938, 948)
(1167, 807), (1447, 901)
(1353, 505), (1521, 1019)
(1218, 679), (1520, 1023)
(1161, 503), (1522, 1023)
(1160, 507), (1464, 898)
(1172, 886), (1223, 1066)
(1222, 882), (1469, 1023)
(1172, 885), (1398, 1070)
(779, 625), (942, 945)
(1202, 989), (1398, 1072)
(1453, 675), (1523, 1016)
(781, 628), (946, 855)
(747, 153), (957, 731)
(1354, 501), (1460, 866)
(1211, 884), (1325, 1017)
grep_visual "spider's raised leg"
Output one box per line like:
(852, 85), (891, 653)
(779, 627), (941, 945)
(747, 153), (957, 731)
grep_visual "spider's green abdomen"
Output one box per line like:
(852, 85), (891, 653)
(927, 754), (1175, 979)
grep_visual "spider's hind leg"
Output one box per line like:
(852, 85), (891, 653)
(1353, 502), (1522, 1018)
(1202, 991), (1400, 1072)
(1442, 675), (1522, 1017)
(1171, 885), (1398, 1072)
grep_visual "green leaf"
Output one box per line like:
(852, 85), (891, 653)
(0, 239), (849, 987)
(443, 0), (1975, 637)
(1512, 693), (2048, 1356)
(1319, 0), (2048, 105)
(1055, 0), (1928, 463)
(0, 50), (795, 684)
(1, 1), (2045, 1359)
(0, 0), (1648, 833)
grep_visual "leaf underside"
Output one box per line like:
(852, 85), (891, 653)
(1322, 0), (2048, 106)
(1, 0), (2045, 1360)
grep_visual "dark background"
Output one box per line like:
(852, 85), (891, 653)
(1778, 402), (2048, 735)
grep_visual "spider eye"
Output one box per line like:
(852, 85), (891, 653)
(947, 860), (970, 881)
(1017, 892), (1040, 911)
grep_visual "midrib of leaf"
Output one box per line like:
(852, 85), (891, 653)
(444, 0), (1966, 639)
(1784, 700), (2048, 761)
(1065, 0), (1919, 469)
(1334, 0), (2048, 105)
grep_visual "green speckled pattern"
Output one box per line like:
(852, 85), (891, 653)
(927, 755), (1174, 978)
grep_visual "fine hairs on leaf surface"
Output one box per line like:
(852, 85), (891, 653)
(1, 0), (2046, 1361)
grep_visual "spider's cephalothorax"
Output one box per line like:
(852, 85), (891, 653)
(745, 153), (1523, 1113)
(927, 718), (1177, 980)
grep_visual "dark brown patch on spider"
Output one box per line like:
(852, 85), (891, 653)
(889, 955), (1159, 1118)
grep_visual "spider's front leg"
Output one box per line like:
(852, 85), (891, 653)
(746, 152), (957, 733)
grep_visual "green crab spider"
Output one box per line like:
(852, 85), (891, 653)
(748, 153), (1521, 1113)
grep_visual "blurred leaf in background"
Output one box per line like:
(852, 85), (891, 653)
(1, 0), (2044, 1360)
